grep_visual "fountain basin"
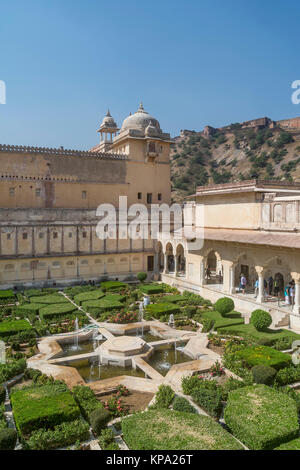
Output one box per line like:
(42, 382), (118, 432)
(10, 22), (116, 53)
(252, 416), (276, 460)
(100, 335), (147, 357)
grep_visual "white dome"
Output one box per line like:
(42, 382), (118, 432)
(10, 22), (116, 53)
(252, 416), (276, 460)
(121, 103), (161, 133)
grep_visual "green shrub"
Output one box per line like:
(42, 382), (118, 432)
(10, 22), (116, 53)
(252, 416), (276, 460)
(89, 407), (111, 435)
(30, 294), (69, 304)
(182, 291), (212, 307)
(200, 310), (244, 330)
(275, 364), (300, 385)
(11, 383), (80, 436)
(250, 309), (272, 331)
(72, 385), (103, 420)
(181, 375), (208, 395)
(201, 318), (215, 332)
(82, 297), (124, 316)
(122, 409), (243, 450)
(159, 295), (185, 304)
(0, 358), (26, 383)
(152, 385), (175, 409)
(100, 281), (127, 291)
(73, 290), (105, 306)
(235, 345), (291, 370)
(172, 396), (196, 413)
(15, 303), (45, 316)
(98, 428), (118, 450)
(191, 388), (223, 418)
(26, 419), (90, 450)
(39, 303), (77, 320)
(0, 386), (5, 404)
(146, 303), (180, 319)
(275, 438), (300, 450)
(251, 365), (277, 385)
(140, 284), (165, 295)
(0, 320), (32, 339)
(0, 428), (17, 450)
(224, 385), (299, 450)
(214, 297), (234, 315)
(137, 272), (147, 283)
(0, 290), (15, 305)
(217, 323), (300, 348)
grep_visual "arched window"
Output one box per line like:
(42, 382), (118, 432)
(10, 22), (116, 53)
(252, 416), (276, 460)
(286, 203), (295, 222)
(273, 204), (282, 222)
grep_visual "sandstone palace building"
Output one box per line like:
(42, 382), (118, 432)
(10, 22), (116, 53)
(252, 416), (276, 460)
(0, 103), (171, 288)
(2, 104), (300, 329)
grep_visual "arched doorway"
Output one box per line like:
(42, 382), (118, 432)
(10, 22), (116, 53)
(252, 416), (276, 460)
(166, 243), (175, 273)
(274, 272), (284, 296)
(176, 244), (186, 276)
(206, 251), (222, 285)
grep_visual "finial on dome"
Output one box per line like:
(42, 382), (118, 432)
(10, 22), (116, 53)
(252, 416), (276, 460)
(137, 102), (145, 113)
(106, 108), (111, 117)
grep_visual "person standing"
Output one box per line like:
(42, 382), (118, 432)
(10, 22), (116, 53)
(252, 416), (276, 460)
(284, 284), (291, 305)
(290, 282), (295, 308)
(240, 274), (247, 294)
(254, 278), (259, 298)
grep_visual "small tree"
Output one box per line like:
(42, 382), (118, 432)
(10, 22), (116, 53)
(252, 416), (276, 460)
(137, 272), (147, 283)
(250, 309), (272, 331)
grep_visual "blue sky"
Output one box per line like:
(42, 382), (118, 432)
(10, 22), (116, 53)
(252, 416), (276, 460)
(0, 0), (299, 149)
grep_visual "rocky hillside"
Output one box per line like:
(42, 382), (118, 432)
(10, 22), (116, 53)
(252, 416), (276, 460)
(170, 119), (300, 202)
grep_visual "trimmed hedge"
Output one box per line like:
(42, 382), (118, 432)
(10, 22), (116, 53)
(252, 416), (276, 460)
(214, 297), (234, 315)
(39, 303), (77, 320)
(73, 290), (105, 306)
(224, 385), (299, 450)
(251, 365), (277, 385)
(0, 359), (26, 384)
(0, 320), (32, 339)
(122, 409), (243, 450)
(15, 303), (45, 316)
(140, 284), (165, 295)
(26, 419), (90, 450)
(172, 396), (196, 413)
(90, 407), (111, 435)
(200, 310), (244, 330)
(275, 364), (300, 385)
(72, 385), (103, 420)
(11, 384), (80, 436)
(275, 438), (300, 450)
(100, 281), (127, 291)
(30, 294), (69, 304)
(191, 388), (223, 418)
(146, 302), (181, 319)
(217, 323), (300, 348)
(159, 295), (186, 304)
(235, 345), (291, 370)
(152, 385), (175, 409)
(0, 290), (15, 305)
(82, 296), (124, 316)
(0, 428), (17, 450)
